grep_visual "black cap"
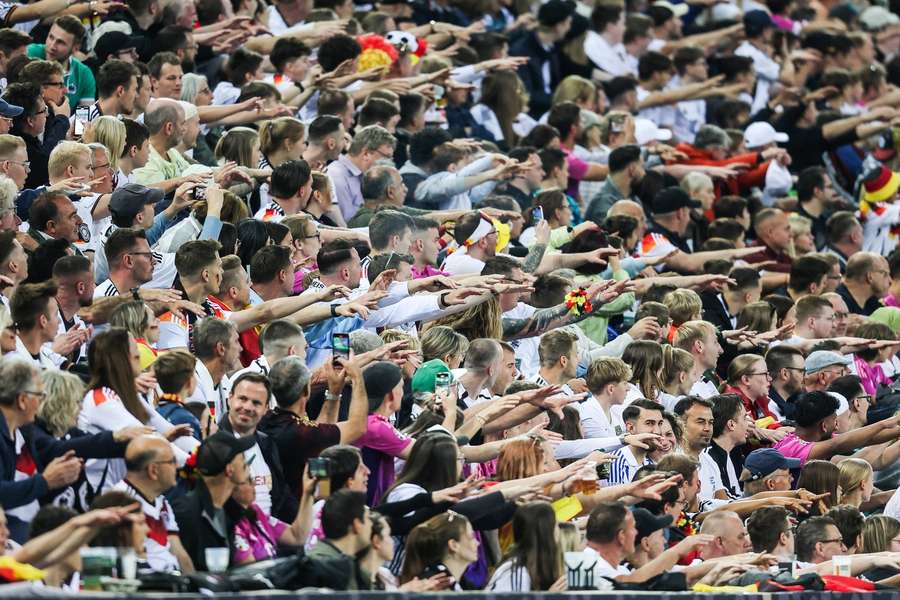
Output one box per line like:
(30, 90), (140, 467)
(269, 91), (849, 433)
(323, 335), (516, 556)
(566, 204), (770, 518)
(632, 507), (673, 542)
(196, 431), (256, 476)
(362, 361), (404, 400)
(538, 0), (575, 26)
(743, 9), (773, 37)
(564, 13), (590, 42)
(94, 31), (140, 62)
(109, 183), (164, 220)
(650, 186), (700, 214)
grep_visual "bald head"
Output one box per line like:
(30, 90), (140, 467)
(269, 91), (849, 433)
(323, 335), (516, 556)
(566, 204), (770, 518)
(700, 510), (751, 558)
(608, 200), (644, 221)
(124, 435), (171, 472)
(144, 98), (184, 140)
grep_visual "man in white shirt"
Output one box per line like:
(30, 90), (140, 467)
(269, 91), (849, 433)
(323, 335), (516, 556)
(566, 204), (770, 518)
(580, 356), (630, 442)
(607, 399), (662, 484)
(223, 319), (307, 401)
(113, 435), (194, 573)
(673, 396), (728, 510)
(583, 502), (637, 582)
(441, 211), (497, 276)
(584, 4), (632, 78)
(530, 329), (579, 395)
(673, 321), (723, 399)
(186, 317), (242, 420)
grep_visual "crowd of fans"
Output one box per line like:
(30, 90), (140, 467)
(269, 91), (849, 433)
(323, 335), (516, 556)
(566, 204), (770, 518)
(0, 0), (898, 592)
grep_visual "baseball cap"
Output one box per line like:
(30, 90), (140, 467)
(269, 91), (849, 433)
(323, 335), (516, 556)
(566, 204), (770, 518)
(411, 359), (451, 393)
(650, 186), (700, 214)
(93, 31), (140, 62)
(538, 0), (575, 26)
(634, 118), (672, 146)
(804, 350), (852, 375)
(632, 507), (673, 542)
(741, 448), (801, 481)
(196, 431), (256, 476)
(109, 184), (164, 220)
(363, 361), (404, 399)
(743, 10), (774, 37)
(860, 6), (899, 32)
(652, 1), (688, 17)
(0, 98), (23, 119)
(743, 122), (789, 149)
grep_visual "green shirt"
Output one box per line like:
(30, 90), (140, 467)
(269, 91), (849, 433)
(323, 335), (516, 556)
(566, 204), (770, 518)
(26, 45), (96, 110)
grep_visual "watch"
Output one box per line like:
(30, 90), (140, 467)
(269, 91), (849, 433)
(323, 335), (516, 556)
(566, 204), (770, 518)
(130, 287), (141, 301)
(330, 304), (339, 318)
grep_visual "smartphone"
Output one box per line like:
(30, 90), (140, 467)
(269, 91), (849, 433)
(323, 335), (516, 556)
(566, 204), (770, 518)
(420, 564), (450, 579)
(435, 371), (451, 395)
(531, 206), (544, 222)
(193, 186), (207, 201)
(596, 462), (610, 480)
(332, 332), (350, 364)
(74, 105), (89, 136)
(610, 118), (625, 133)
(308, 457), (331, 479)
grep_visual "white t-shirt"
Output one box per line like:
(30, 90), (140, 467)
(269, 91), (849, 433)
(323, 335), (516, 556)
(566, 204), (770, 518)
(698, 449), (728, 511)
(503, 302), (540, 378)
(112, 479), (181, 572)
(441, 251), (484, 276)
(243, 439), (273, 515)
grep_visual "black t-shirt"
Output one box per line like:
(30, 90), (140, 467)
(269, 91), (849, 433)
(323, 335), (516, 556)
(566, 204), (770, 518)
(836, 283), (882, 316)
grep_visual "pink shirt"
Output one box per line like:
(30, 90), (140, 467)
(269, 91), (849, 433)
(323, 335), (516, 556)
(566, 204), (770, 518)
(411, 264), (450, 279)
(232, 504), (288, 564)
(354, 413), (414, 505)
(853, 354), (891, 396)
(773, 432), (814, 465)
(562, 148), (589, 200)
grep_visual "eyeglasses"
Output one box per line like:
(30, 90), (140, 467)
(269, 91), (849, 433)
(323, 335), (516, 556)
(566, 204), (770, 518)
(819, 537), (845, 545)
(91, 163), (111, 171)
(782, 367), (805, 373)
(32, 108), (49, 116)
(43, 81), (65, 88)
(746, 372), (773, 380)
(302, 232), (321, 240)
(834, 312), (849, 319)
(5, 160), (29, 169)
(22, 390), (45, 400)
(858, 395), (874, 405)
(373, 149), (393, 161)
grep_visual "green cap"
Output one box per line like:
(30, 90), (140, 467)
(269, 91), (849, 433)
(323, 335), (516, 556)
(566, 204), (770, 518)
(411, 359), (451, 393)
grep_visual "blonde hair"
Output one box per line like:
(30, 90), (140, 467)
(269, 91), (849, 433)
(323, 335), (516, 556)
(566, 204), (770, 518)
(88, 116), (126, 171)
(663, 289), (703, 326)
(37, 370), (85, 437)
(424, 298), (503, 340)
(661, 345), (694, 390)
(789, 213), (813, 257)
(47, 141), (91, 180)
(259, 117), (305, 158)
(585, 356), (632, 393)
(557, 521), (581, 553)
(673, 320), (716, 352)
(839, 458), (873, 498)
(0, 134), (24, 160)
(0, 174), (17, 212)
(726, 354), (767, 386)
(380, 328), (421, 351)
(681, 172), (713, 197)
(420, 325), (469, 363)
(861, 515), (900, 553)
(214, 127), (259, 168)
(551, 75), (596, 107)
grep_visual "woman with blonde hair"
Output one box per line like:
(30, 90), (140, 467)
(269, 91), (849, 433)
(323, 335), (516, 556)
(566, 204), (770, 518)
(796, 460), (841, 516)
(724, 354), (774, 421)
(0, 174), (18, 231)
(155, 189), (250, 253)
(109, 301), (161, 370)
(838, 458), (874, 508)
(736, 301), (776, 334)
(658, 346), (695, 410)
(85, 116), (126, 175)
(420, 326), (469, 369)
(861, 515), (900, 553)
(37, 370), (85, 439)
(303, 172), (339, 226)
(552, 76), (599, 113)
(789, 213), (815, 257)
(258, 117), (305, 168)
(282, 214), (320, 293)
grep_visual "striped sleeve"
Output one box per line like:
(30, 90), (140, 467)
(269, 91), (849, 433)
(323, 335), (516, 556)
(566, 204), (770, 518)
(606, 452), (632, 485)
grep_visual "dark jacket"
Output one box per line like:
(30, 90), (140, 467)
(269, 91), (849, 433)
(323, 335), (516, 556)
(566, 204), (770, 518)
(20, 131), (50, 189)
(510, 31), (560, 118)
(0, 411), (124, 542)
(706, 440), (744, 500)
(218, 416), (299, 523)
(701, 291), (735, 333)
(171, 479), (243, 571)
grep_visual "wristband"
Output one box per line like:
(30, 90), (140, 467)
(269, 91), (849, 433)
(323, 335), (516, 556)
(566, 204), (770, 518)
(130, 287), (141, 301)
(324, 390), (340, 402)
(438, 291), (450, 309)
(330, 304), (339, 318)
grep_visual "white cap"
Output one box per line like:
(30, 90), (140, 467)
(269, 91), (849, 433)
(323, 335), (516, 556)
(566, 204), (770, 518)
(828, 391), (850, 417)
(743, 121), (789, 149)
(710, 3), (741, 22)
(860, 6), (899, 32)
(634, 118), (672, 146)
(651, 0), (688, 17)
(178, 100), (198, 121)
